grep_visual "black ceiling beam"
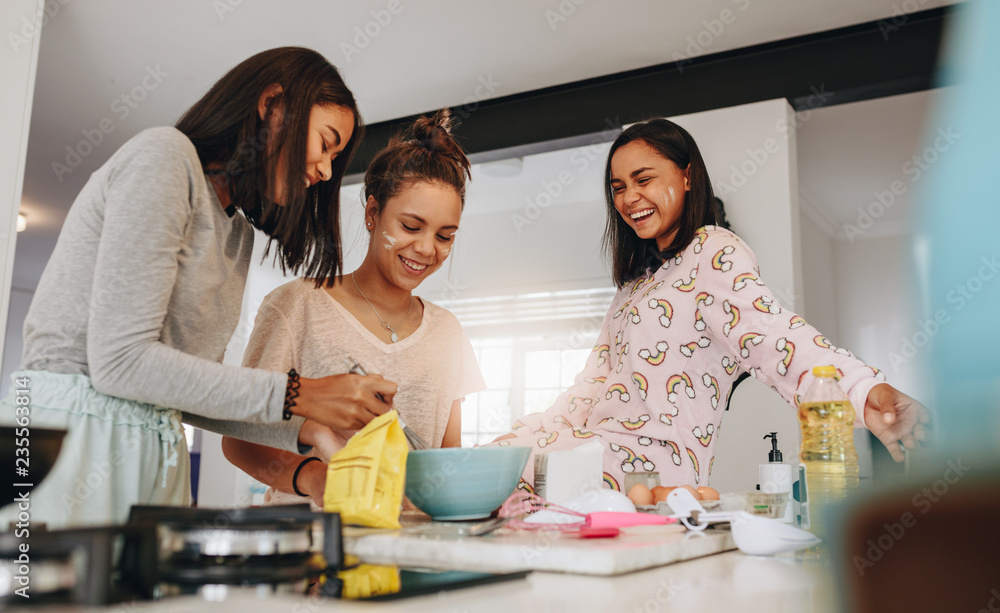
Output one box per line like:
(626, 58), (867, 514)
(346, 6), (949, 175)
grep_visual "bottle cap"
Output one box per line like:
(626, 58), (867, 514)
(812, 365), (836, 377)
(763, 432), (782, 462)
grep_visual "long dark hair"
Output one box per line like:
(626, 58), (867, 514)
(602, 119), (717, 288)
(175, 47), (363, 284)
(364, 109), (471, 212)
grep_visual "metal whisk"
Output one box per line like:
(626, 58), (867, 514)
(344, 358), (429, 450)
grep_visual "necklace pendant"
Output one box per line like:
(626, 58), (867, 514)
(390, 331), (399, 343)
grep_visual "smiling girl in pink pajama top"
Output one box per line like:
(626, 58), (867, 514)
(492, 119), (930, 491)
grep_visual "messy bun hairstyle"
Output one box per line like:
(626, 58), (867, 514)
(364, 109), (472, 212)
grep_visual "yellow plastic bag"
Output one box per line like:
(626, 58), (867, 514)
(336, 561), (401, 600)
(323, 409), (407, 529)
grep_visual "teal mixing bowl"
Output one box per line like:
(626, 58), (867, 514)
(405, 446), (530, 520)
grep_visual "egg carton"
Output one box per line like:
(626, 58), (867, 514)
(637, 492), (778, 521)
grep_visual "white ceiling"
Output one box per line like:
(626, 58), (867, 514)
(14, 0), (955, 291)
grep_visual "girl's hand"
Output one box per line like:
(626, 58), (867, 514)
(297, 418), (341, 461)
(864, 383), (932, 462)
(293, 373), (397, 430)
(299, 458), (329, 508)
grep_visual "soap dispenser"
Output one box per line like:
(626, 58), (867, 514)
(759, 432), (793, 523)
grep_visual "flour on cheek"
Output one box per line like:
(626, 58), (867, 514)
(381, 231), (398, 251)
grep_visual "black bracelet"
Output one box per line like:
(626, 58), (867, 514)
(282, 368), (300, 421)
(292, 456), (323, 497)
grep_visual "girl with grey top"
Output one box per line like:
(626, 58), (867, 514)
(1, 47), (396, 528)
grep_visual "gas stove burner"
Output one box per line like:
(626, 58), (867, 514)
(125, 504), (344, 597)
(159, 552), (325, 585)
(0, 525), (158, 606)
(0, 557), (76, 598)
(161, 524), (314, 557)
(0, 505), (344, 606)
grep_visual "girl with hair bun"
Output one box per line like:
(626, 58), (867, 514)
(223, 110), (486, 508)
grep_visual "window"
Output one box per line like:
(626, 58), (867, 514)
(448, 288), (614, 446)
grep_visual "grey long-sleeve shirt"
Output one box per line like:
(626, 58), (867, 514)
(21, 127), (301, 451)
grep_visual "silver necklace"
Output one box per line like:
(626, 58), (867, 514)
(351, 273), (412, 343)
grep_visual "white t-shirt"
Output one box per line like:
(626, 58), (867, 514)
(242, 278), (486, 505)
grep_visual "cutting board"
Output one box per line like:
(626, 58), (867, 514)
(343, 520), (736, 576)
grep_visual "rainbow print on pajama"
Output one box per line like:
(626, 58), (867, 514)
(692, 228), (708, 253)
(732, 272), (763, 291)
(664, 440), (682, 466)
(672, 269), (697, 292)
(789, 315), (807, 329)
(667, 373), (695, 403)
(603, 473), (620, 491)
(613, 301), (634, 323)
(722, 355), (738, 375)
(679, 336), (711, 357)
(722, 300), (740, 336)
(638, 341), (669, 365)
(694, 310), (706, 331)
(702, 373), (720, 408)
(775, 337), (795, 376)
(712, 245), (735, 272)
(753, 296), (781, 314)
(632, 372), (649, 400)
(537, 431), (559, 448)
(606, 382), (631, 402)
(692, 423), (715, 446)
(616, 343), (629, 373)
(647, 298), (672, 328)
(695, 291), (714, 307)
(617, 414), (649, 430)
(738, 332), (765, 358)
(572, 429), (597, 439)
(595, 344), (611, 366)
(610, 442), (655, 473)
(686, 447), (701, 483)
(659, 405), (679, 426)
(627, 305), (641, 324)
(642, 281), (665, 297)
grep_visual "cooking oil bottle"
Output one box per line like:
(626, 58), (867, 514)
(798, 365), (859, 540)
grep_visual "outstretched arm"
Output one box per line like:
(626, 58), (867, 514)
(864, 383), (932, 462)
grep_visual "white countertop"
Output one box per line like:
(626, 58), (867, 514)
(39, 550), (835, 613)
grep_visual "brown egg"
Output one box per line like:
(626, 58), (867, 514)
(678, 484), (702, 500)
(697, 486), (720, 501)
(627, 483), (655, 506)
(651, 486), (675, 503)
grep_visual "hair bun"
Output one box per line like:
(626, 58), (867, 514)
(411, 109), (459, 153)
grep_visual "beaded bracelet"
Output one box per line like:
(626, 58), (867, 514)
(282, 368), (300, 421)
(292, 456), (323, 497)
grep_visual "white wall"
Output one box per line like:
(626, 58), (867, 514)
(0, 0), (44, 371)
(834, 235), (925, 400)
(1, 288), (33, 398)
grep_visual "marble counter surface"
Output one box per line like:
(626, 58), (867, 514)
(343, 519), (736, 575)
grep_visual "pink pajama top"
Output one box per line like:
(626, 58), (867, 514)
(497, 226), (884, 490)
